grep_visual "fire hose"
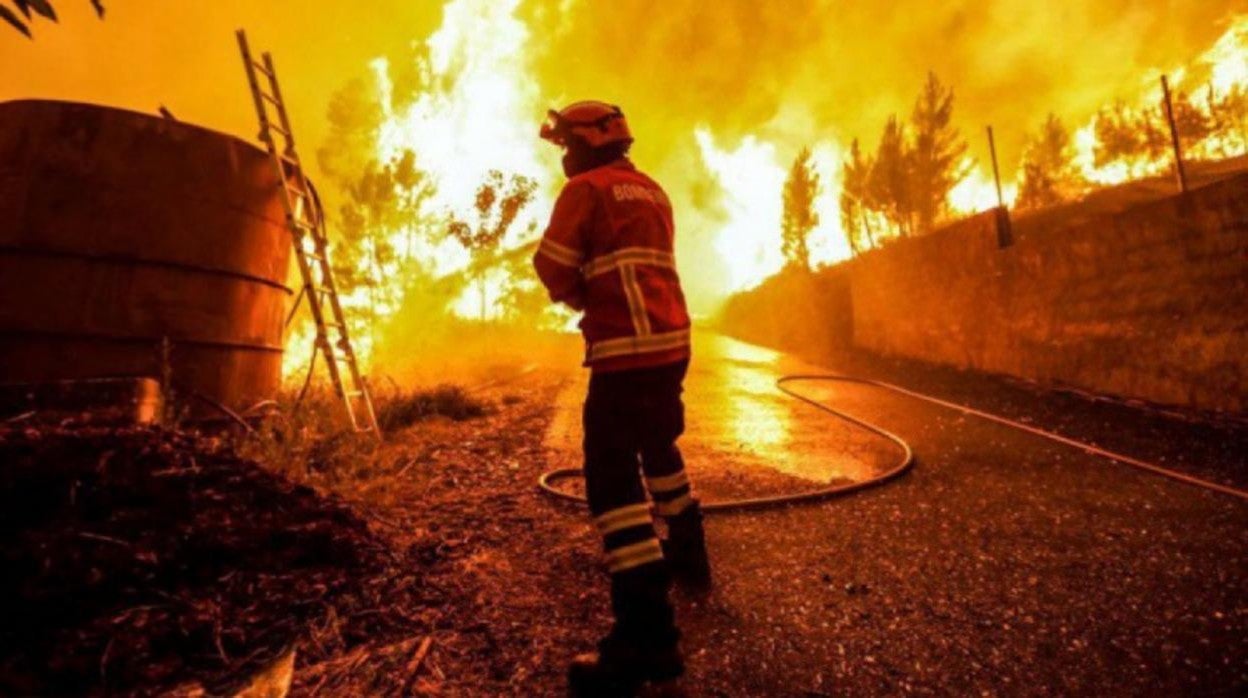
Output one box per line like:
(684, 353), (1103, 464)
(538, 373), (1248, 510)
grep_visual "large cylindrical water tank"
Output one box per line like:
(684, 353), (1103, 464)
(0, 99), (293, 414)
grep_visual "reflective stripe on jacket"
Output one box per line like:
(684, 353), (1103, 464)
(533, 159), (691, 372)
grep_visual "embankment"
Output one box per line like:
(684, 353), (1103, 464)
(719, 173), (1248, 414)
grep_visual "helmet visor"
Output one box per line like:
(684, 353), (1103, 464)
(539, 109), (567, 146)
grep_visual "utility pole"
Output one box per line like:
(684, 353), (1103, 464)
(987, 126), (1005, 210)
(1160, 75), (1189, 194)
(986, 125), (1013, 247)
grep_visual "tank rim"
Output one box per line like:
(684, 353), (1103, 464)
(0, 98), (271, 160)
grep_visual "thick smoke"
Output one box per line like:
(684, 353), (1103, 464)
(527, 0), (1241, 170)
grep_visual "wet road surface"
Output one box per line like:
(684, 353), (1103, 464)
(547, 334), (897, 501)
(544, 332), (1247, 695)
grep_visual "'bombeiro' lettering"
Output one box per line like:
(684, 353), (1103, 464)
(613, 183), (670, 208)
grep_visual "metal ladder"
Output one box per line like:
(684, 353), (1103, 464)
(236, 29), (380, 437)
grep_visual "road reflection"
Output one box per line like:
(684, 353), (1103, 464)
(684, 333), (885, 483)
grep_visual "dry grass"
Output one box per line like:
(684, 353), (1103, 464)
(375, 384), (491, 430)
(235, 383), (490, 486)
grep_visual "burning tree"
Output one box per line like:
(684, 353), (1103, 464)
(1170, 89), (1215, 151)
(496, 240), (552, 322)
(1093, 99), (1191, 176)
(909, 72), (969, 234)
(1017, 114), (1085, 211)
(332, 150), (433, 320)
(781, 147), (820, 270)
(1208, 84), (1248, 155)
(868, 115), (914, 238)
(838, 138), (875, 256)
(447, 171), (538, 321)
(840, 72), (971, 246)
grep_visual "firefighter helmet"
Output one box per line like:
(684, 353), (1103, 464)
(540, 101), (633, 149)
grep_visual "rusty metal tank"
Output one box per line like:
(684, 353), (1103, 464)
(0, 99), (293, 415)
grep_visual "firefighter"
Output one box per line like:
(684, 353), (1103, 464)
(534, 101), (712, 695)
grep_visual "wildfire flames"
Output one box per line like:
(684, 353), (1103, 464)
(1074, 16), (1248, 183)
(283, 1), (1248, 375)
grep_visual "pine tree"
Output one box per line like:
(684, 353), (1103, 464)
(909, 72), (969, 234)
(868, 115), (913, 237)
(780, 147), (820, 271)
(839, 138), (875, 254)
(1093, 103), (1167, 174)
(1017, 114), (1084, 211)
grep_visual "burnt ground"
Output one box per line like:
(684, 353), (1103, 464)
(1, 331), (1244, 696)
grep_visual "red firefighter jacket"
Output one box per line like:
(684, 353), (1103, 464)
(534, 159), (691, 373)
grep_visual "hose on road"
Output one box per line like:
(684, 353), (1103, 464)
(538, 374), (915, 512)
(538, 373), (1248, 511)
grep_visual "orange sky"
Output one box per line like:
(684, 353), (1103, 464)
(0, 1), (445, 168)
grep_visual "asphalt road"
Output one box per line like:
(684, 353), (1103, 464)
(545, 333), (1247, 696)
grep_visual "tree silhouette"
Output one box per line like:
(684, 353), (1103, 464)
(447, 171), (537, 321)
(1017, 113), (1085, 211)
(868, 115), (913, 238)
(781, 147), (820, 270)
(496, 236), (551, 322)
(2, 1), (103, 37)
(1093, 102), (1167, 174)
(838, 138), (876, 255)
(909, 72), (969, 234)
(332, 150), (433, 320)
(1170, 89), (1213, 152)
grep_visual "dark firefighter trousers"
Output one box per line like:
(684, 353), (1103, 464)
(583, 358), (695, 647)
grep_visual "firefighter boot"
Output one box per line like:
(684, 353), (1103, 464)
(567, 632), (684, 697)
(661, 504), (712, 594)
(568, 566), (683, 697)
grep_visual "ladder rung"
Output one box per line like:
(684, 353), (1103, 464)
(287, 209), (316, 224)
(269, 122), (291, 137)
(251, 60), (273, 77)
(260, 92), (282, 107)
(279, 152), (300, 167)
